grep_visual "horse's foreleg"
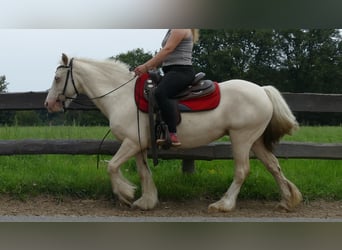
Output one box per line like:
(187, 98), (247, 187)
(209, 133), (252, 212)
(133, 151), (158, 210)
(107, 139), (140, 206)
(252, 138), (302, 211)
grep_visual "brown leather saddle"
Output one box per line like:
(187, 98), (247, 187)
(145, 70), (215, 102)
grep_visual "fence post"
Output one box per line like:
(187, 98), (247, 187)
(182, 159), (195, 173)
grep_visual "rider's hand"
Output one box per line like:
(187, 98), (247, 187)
(134, 64), (148, 76)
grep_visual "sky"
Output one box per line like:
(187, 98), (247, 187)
(1, 0), (340, 92)
(0, 29), (167, 92)
(0, 0), (178, 92)
(0, 0), (208, 93)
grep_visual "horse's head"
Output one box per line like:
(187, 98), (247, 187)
(44, 53), (79, 112)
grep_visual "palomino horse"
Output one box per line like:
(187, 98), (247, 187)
(45, 54), (302, 212)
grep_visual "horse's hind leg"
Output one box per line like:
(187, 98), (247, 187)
(133, 150), (158, 210)
(208, 130), (253, 213)
(252, 138), (302, 211)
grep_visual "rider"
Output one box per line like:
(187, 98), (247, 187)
(134, 29), (199, 146)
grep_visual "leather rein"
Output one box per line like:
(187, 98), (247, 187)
(56, 58), (136, 109)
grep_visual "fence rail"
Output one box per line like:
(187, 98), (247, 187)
(0, 139), (341, 160)
(0, 91), (341, 172)
(1, 91), (342, 112)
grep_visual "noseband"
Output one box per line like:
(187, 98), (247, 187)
(57, 58), (79, 107)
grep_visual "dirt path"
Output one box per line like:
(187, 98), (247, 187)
(1, 195), (341, 219)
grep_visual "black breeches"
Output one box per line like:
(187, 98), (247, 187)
(154, 65), (195, 133)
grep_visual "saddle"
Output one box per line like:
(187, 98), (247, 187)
(146, 70), (215, 102)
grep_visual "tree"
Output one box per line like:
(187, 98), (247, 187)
(193, 29), (342, 94)
(0, 75), (8, 93)
(275, 29), (342, 93)
(0, 75), (15, 125)
(111, 48), (154, 68)
(193, 29), (342, 125)
(193, 30), (280, 84)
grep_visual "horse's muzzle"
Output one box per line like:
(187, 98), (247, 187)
(44, 98), (63, 113)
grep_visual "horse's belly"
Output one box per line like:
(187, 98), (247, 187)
(178, 112), (227, 146)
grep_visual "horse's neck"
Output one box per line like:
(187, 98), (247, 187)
(74, 60), (136, 119)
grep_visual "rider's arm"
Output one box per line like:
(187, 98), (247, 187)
(134, 29), (190, 76)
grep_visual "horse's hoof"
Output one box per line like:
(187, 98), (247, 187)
(133, 197), (158, 210)
(274, 202), (291, 212)
(208, 201), (235, 213)
(208, 204), (220, 213)
(117, 195), (133, 208)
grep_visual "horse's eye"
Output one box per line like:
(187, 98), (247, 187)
(55, 76), (61, 82)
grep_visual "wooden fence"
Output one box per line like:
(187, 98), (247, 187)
(0, 91), (341, 172)
(1, 91), (342, 112)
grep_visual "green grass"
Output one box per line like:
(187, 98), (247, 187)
(0, 155), (112, 200)
(284, 125), (342, 143)
(0, 125), (341, 202)
(0, 125), (115, 140)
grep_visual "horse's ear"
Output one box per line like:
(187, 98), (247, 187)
(61, 53), (69, 65)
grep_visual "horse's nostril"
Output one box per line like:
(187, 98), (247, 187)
(44, 101), (48, 107)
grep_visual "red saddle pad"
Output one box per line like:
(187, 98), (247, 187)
(134, 73), (221, 113)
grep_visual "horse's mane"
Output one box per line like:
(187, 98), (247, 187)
(75, 57), (131, 75)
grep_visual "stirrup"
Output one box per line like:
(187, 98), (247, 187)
(171, 141), (181, 147)
(156, 138), (166, 146)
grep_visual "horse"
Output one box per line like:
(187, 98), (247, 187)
(44, 53), (303, 212)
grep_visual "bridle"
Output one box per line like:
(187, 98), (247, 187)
(55, 58), (136, 109)
(56, 58), (79, 108)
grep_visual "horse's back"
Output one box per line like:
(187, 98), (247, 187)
(220, 79), (264, 94)
(219, 79), (271, 105)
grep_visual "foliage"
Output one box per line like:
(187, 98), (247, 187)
(110, 48), (154, 68)
(193, 29), (342, 94)
(0, 75), (15, 125)
(193, 30), (280, 83)
(274, 29), (342, 93)
(65, 110), (108, 126)
(192, 29), (342, 125)
(14, 111), (42, 126)
(0, 75), (8, 93)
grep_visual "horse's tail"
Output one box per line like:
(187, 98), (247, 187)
(262, 86), (299, 151)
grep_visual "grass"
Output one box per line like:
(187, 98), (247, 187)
(0, 125), (115, 140)
(0, 125), (341, 202)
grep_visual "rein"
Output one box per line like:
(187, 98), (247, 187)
(57, 58), (136, 109)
